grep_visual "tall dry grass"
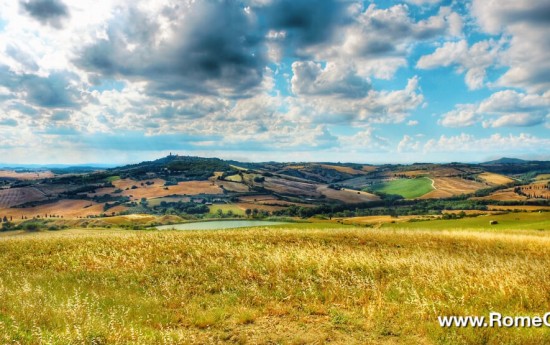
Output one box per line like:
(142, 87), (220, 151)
(0, 227), (549, 344)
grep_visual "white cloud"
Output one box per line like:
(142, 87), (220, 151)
(285, 76), (424, 125)
(424, 133), (550, 154)
(440, 90), (550, 128)
(471, 0), (550, 93)
(338, 127), (390, 151)
(302, 4), (463, 80)
(291, 61), (370, 98)
(417, 39), (501, 89)
(397, 135), (421, 152)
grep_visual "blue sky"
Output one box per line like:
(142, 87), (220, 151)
(0, 0), (548, 164)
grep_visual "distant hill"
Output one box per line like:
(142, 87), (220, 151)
(482, 157), (528, 165)
(109, 154), (235, 180)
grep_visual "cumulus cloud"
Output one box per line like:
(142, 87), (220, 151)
(440, 90), (550, 128)
(338, 127), (390, 151)
(77, 1), (267, 98)
(424, 133), (550, 154)
(20, 0), (69, 28)
(471, 0), (550, 93)
(0, 66), (79, 109)
(439, 104), (478, 127)
(286, 76), (423, 125)
(260, 0), (349, 49)
(291, 62), (370, 98)
(417, 39), (501, 89)
(294, 4), (462, 79)
(397, 135), (421, 152)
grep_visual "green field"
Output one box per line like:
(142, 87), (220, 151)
(148, 196), (191, 207)
(368, 177), (434, 199)
(105, 175), (121, 183)
(383, 212), (550, 231)
(208, 203), (246, 216)
(1, 225), (549, 344)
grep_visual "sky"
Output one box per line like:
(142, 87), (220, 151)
(0, 0), (549, 165)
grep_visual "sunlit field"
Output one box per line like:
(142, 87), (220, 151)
(1, 225), (549, 344)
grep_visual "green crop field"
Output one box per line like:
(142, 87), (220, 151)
(1, 225), (549, 344)
(105, 175), (121, 183)
(382, 212), (550, 231)
(367, 177), (434, 199)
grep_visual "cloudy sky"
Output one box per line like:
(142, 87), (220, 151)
(0, 0), (549, 165)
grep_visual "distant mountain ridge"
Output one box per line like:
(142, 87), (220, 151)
(482, 157), (529, 165)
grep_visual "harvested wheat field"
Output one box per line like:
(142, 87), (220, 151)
(520, 182), (550, 199)
(0, 199), (128, 219)
(477, 172), (514, 185)
(320, 164), (366, 175)
(0, 187), (47, 208)
(0, 170), (55, 180)
(318, 186), (380, 203)
(420, 177), (485, 199)
(535, 174), (550, 181)
(214, 180), (250, 192)
(263, 177), (319, 197)
(488, 205), (550, 211)
(112, 178), (223, 200)
(0, 226), (549, 344)
(473, 188), (528, 201)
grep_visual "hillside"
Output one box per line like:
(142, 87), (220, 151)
(0, 155), (548, 222)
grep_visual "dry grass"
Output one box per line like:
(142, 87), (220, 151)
(0, 226), (549, 344)
(488, 205), (550, 211)
(215, 180), (250, 192)
(420, 177), (485, 199)
(361, 165), (377, 172)
(473, 188), (528, 201)
(0, 187), (47, 208)
(317, 186), (380, 203)
(478, 172), (514, 185)
(0, 170), (55, 180)
(0, 199), (128, 219)
(113, 178), (223, 200)
(338, 215), (435, 225)
(535, 174), (550, 181)
(319, 164), (366, 175)
(519, 182), (550, 199)
(263, 177), (319, 197)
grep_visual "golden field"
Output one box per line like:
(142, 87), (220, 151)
(420, 177), (485, 199)
(0, 225), (549, 344)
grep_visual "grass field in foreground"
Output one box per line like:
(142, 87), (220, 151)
(1, 226), (549, 344)
(368, 177), (434, 199)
